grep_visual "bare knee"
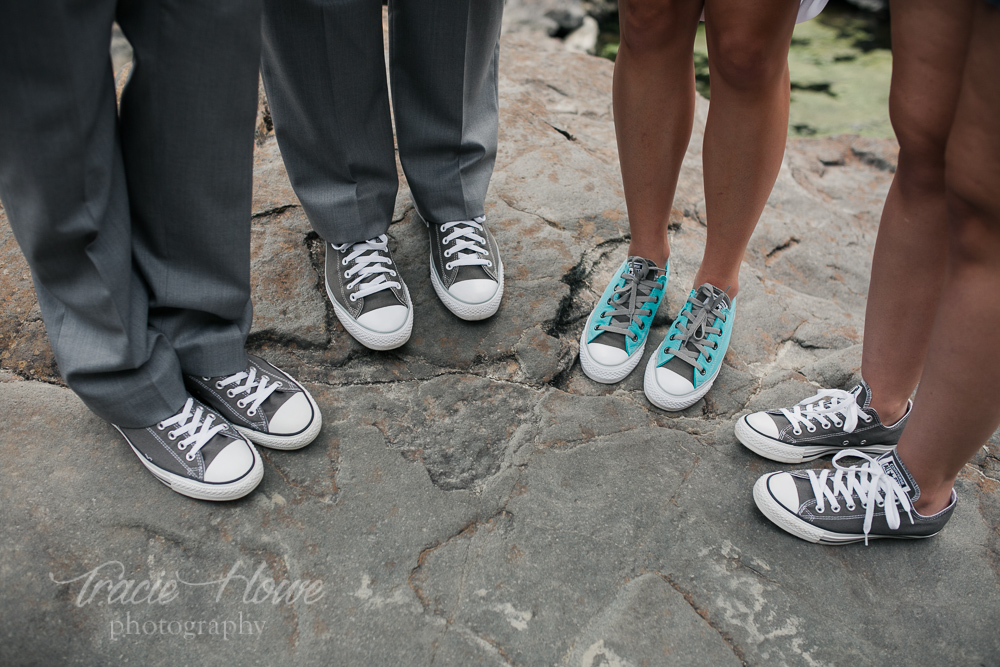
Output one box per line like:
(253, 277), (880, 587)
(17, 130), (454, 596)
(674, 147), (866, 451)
(708, 29), (788, 91)
(890, 90), (951, 190)
(619, 0), (694, 55)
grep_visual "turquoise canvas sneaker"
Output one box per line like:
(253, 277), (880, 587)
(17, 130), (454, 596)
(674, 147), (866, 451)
(644, 283), (733, 410)
(579, 257), (667, 384)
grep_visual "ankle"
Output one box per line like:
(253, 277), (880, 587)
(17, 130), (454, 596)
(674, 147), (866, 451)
(913, 485), (954, 516)
(868, 396), (909, 426)
(627, 241), (669, 270)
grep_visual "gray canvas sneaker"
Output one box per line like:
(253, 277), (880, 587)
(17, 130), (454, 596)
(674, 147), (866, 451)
(114, 398), (263, 501)
(426, 215), (504, 321)
(754, 448), (956, 545)
(186, 355), (322, 450)
(325, 234), (412, 350)
(735, 380), (909, 463)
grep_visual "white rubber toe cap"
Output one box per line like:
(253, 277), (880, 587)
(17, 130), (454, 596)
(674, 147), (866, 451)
(745, 412), (780, 438)
(586, 342), (629, 366)
(766, 473), (801, 512)
(268, 393), (313, 435)
(448, 279), (499, 304)
(357, 304), (409, 333)
(654, 366), (694, 395)
(204, 440), (255, 483)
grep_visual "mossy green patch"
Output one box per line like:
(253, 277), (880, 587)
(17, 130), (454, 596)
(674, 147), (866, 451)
(598, 10), (894, 138)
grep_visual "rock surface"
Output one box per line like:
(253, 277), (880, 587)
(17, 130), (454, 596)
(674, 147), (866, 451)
(2, 26), (999, 667)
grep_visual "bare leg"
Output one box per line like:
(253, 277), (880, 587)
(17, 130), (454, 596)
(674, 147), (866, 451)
(896, 0), (1000, 515)
(614, 0), (703, 268)
(695, 0), (799, 297)
(861, 0), (974, 425)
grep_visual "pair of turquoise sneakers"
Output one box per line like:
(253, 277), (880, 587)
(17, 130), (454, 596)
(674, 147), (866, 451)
(578, 257), (735, 411)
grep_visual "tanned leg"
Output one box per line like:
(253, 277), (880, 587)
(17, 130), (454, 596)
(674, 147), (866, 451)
(861, 0), (974, 425)
(614, 0), (703, 269)
(695, 0), (799, 297)
(896, 0), (1000, 515)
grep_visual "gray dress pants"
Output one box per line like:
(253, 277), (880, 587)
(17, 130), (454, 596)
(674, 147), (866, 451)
(0, 0), (262, 427)
(260, 0), (505, 244)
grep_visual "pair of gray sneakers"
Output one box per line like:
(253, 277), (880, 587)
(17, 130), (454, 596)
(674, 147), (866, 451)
(324, 217), (504, 350)
(738, 380), (956, 544)
(114, 356), (321, 502)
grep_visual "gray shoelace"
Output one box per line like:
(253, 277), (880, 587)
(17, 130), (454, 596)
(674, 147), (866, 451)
(667, 285), (730, 375)
(595, 261), (663, 342)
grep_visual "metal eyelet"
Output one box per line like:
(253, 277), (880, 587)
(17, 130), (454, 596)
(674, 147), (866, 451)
(699, 369), (706, 376)
(807, 426), (817, 433)
(792, 429), (802, 436)
(342, 259), (348, 266)
(846, 504), (856, 511)
(445, 262), (454, 271)
(157, 422), (167, 430)
(227, 390), (238, 398)
(237, 399), (248, 408)
(247, 408), (257, 417)
(486, 261), (492, 267)
(349, 294), (358, 302)
(185, 453), (196, 462)
(177, 442), (188, 450)
(168, 432), (179, 441)
(201, 376), (211, 381)
(831, 505), (841, 513)
(815, 506), (825, 514)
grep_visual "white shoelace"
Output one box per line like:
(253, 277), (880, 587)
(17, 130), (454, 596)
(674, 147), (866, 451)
(157, 398), (228, 462)
(332, 235), (401, 301)
(807, 449), (914, 544)
(780, 388), (872, 436)
(440, 216), (492, 272)
(211, 367), (281, 418)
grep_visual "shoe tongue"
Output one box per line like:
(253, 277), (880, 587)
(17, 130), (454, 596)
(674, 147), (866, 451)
(627, 256), (658, 280)
(454, 264), (492, 283)
(853, 380), (872, 409)
(696, 283), (731, 309)
(360, 288), (403, 313)
(877, 450), (918, 499)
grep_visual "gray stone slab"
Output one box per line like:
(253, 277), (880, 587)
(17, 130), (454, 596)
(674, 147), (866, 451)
(2, 22), (999, 667)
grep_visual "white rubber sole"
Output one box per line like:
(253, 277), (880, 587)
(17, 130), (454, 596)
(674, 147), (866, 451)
(234, 386), (322, 451)
(326, 281), (413, 351)
(116, 427), (264, 502)
(642, 354), (719, 411)
(735, 416), (894, 464)
(429, 253), (504, 321)
(578, 327), (645, 384)
(753, 475), (939, 545)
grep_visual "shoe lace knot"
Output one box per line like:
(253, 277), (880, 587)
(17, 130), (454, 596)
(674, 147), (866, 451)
(213, 366), (279, 418)
(667, 285), (729, 375)
(156, 398), (228, 461)
(440, 216), (492, 272)
(332, 234), (401, 301)
(807, 450), (914, 545)
(781, 387), (872, 436)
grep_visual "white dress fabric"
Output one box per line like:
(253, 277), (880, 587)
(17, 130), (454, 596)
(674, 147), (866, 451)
(701, 0), (830, 23)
